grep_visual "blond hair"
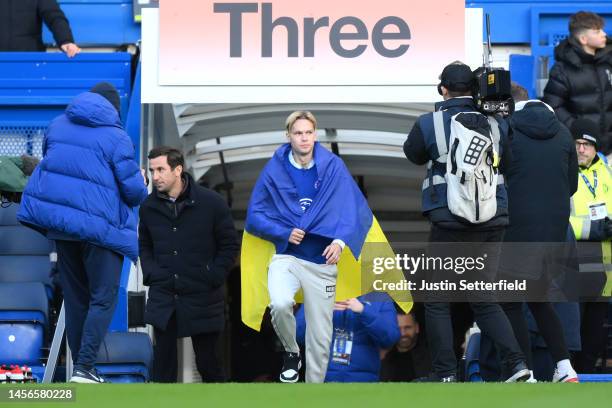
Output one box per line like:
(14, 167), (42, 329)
(285, 111), (317, 133)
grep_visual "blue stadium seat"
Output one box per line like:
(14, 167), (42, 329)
(0, 53), (133, 122)
(464, 332), (483, 382)
(95, 332), (153, 383)
(0, 204), (20, 226)
(0, 256), (53, 293)
(0, 282), (49, 369)
(0, 204), (52, 256)
(0, 207), (52, 254)
(0, 283), (48, 324)
(0, 205), (54, 299)
(0, 226), (51, 256)
(43, 1), (140, 47)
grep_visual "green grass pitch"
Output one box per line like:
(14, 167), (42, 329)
(0, 383), (609, 408)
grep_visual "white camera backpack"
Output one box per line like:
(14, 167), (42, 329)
(432, 110), (501, 223)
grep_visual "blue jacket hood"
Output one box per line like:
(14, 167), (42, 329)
(17, 94), (147, 261)
(66, 92), (122, 128)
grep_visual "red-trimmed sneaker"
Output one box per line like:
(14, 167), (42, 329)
(552, 367), (579, 383)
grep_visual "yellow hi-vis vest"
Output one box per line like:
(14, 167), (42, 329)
(569, 157), (612, 297)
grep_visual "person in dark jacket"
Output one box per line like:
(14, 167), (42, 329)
(380, 309), (432, 382)
(17, 82), (148, 383)
(295, 292), (400, 382)
(139, 146), (239, 383)
(543, 11), (612, 153)
(0, 0), (80, 57)
(498, 83), (580, 382)
(404, 61), (529, 383)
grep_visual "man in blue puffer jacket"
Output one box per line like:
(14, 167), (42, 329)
(296, 292), (400, 382)
(18, 82), (148, 383)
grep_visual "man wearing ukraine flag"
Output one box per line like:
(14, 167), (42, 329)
(241, 111), (406, 384)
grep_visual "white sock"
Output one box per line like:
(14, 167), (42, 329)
(556, 359), (572, 373)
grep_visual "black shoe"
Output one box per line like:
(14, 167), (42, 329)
(504, 361), (530, 383)
(413, 373), (457, 383)
(279, 352), (301, 383)
(70, 367), (106, 384)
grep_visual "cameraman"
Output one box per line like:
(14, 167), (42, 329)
(403, 61), (529, 382)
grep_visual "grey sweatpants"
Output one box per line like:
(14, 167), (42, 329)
(268, 254), (337, 383)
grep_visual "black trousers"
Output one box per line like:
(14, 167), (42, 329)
(425, 226), (525, 377)
(56, 240), (122, 371)
(152, 313), (225, 383)
(498, 242), (572, 370)
(574, 302), (609, 373)
(501, 301), (570, 370)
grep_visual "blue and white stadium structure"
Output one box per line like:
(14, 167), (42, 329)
(0, 0), (610, 385)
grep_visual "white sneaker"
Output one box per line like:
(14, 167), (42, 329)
(552, 367), (579, 383)
(526, 371), (537, 383)
(69, 368), (106, 384)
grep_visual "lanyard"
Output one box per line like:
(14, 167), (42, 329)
(342, 310), (354, 332)
(580, 170), (598, 198)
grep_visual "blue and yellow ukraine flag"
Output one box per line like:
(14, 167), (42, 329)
(241, 143), (411, 331)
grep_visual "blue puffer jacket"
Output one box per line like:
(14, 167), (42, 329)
(17, 92), (148, 261)
(296, 292), (400, 382)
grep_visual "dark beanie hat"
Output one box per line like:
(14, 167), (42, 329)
(570, 118), (600, 147)
(90, 82), (121, 114)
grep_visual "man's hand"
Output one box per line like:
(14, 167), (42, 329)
(288, 228), (305, 245)
(61, 43), (81, 58)
(334, 301), (349, 311)
(322, 242), (342, 265)
(335, 298), (364, 313)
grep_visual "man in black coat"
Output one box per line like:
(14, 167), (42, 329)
(380, 309), (431, 382)
(499, 83), (580, 382)
(139, 146), (239, 383)
(543, 11), (612, 153)
(0, 0), (80, 57)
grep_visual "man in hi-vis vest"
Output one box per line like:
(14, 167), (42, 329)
(568, 118), (612, 373)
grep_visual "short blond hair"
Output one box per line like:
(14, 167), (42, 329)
(285, 111), (317, 133)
